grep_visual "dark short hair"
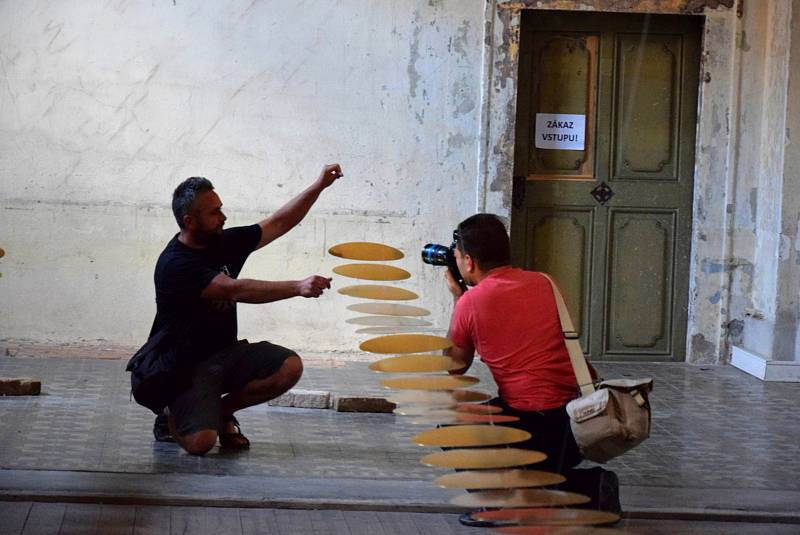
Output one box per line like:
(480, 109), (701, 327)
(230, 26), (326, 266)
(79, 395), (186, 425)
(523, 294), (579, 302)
(172, 177), (214, 228)
(455, 213), (510, 271)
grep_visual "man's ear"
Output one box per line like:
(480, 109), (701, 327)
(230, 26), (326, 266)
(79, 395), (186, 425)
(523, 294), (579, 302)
(182, 213), (193, 230)
(463, 253), (476, 273)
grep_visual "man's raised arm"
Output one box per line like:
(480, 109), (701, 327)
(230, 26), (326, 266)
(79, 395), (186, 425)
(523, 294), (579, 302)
(255, 163), (343, 250)
(200, 273), (332, 303)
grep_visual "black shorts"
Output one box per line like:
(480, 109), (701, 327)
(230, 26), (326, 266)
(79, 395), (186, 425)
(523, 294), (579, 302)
(168, 340), (296, 436)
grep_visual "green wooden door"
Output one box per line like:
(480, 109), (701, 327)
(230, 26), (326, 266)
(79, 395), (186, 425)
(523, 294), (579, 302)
(510, 11), (702, 361)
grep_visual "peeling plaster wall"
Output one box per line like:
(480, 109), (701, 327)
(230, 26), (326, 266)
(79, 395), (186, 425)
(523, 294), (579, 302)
(0, 1), (485, 351)
(481, 0), (799, 363)
(775, 0), (800, 359)
(726, 0), (800, 362)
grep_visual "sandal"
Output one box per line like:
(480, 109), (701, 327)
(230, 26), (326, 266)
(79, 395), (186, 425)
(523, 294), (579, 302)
(219, 415), (250, 450)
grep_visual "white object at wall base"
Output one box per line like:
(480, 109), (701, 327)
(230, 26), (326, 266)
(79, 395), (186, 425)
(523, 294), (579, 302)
(731, 346), (800, 382)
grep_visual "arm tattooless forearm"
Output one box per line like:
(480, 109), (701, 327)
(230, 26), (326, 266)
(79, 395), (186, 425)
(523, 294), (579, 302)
(201, 273), (332, 303)
(445, 294), (475, 375)
(227, 278), (300, 304)
(257, 182), (324, 248)
(201, 274), (299, 304)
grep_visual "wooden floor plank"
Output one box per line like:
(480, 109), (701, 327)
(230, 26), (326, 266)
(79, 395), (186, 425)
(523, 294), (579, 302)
(21, 503), (66, 535)
(98, 504), (135, 535)
(0, 502), (32, 535)
(169, 506), (206, 535)
(273, 509), (315, 535)
(133, 506), (171, 535)
(410, 511), (460, 535)
(201, 507), (241, 535)
(239, 508), (278, 535)
(0, 502), (31, 535)
(343, 511), (387, 535)
(376, 511), (422, 535)
(58, 503), (102, 535)
(307, 509), (350, 535)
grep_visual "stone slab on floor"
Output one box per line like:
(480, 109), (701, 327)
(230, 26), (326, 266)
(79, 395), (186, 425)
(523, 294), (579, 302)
(0, 377), (40, 396)
(268, 389), (331, 409)
(334, 396), (396, 413)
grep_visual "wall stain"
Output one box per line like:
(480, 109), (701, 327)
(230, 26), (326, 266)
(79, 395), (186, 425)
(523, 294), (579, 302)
(691, 333), (717, 363)
(726, 318), (744, 345)
(749, 187), (757, 224)
(738, 30), (751, 52)
(407, 11), (422, 100)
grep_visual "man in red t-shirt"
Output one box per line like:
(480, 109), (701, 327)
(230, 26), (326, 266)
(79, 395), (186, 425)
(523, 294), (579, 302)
(444, 214), (619, 521)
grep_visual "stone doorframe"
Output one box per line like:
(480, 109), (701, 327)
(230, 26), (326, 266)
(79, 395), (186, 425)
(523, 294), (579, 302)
(477, 0), (739, 363)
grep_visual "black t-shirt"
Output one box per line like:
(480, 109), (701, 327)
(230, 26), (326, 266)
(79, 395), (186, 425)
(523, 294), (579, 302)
(150, 224), (262, 362)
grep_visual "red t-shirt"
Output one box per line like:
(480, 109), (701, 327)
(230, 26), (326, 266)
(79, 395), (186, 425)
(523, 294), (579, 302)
(449, 267), (578, 411)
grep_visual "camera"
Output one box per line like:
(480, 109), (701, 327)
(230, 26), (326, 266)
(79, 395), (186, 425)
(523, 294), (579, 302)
(421, 231), (467, 291)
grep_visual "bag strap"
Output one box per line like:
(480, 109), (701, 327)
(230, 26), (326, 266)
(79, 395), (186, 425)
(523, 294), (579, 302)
(539, 273), (596, 396)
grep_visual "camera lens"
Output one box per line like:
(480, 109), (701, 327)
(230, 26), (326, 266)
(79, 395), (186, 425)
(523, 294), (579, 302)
(421, 243), (451, 266)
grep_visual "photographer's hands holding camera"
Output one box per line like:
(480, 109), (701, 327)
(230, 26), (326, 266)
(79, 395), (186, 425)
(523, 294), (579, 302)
(444, 269), (465, 301)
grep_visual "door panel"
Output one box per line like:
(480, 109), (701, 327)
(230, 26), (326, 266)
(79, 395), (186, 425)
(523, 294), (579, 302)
(614, 33), (682, 179)
(530, 33), (598, 177)
(605, 210), (676, 355)
(510, 11), (701, 362)
(523, 207), (595, 350)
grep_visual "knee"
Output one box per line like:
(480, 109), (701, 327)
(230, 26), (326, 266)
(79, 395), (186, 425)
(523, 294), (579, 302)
(282, 354), (303, 383)
(181, 430), (218, 456)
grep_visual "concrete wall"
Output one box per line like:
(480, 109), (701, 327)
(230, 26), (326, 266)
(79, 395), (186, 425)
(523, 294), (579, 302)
(0, 1), (485, 352)
(3, 0), (799, 364)
(724, 0), (800, 363)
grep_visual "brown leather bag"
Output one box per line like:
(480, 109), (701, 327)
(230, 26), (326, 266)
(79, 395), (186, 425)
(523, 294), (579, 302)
(541, 273), (653, 464)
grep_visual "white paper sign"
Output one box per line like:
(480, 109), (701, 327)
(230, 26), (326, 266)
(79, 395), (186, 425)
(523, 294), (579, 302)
(535, 113), (586, 150)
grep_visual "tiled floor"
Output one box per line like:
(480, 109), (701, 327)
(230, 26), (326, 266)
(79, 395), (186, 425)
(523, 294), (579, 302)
(1, 355), (799, 494)
(1, 501), (798, 535)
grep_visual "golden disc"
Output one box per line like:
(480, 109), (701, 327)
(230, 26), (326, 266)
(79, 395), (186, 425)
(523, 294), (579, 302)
(332, 263), (411, 281)
(412, 425), (530, 447)
(450, 489), (589, 508)
(369, 355), (460, 373)
(347, 303), (430, 317)
(397, 403), (503, 416)
(475, 508), (620, 527)
(328, 242), (404, 261)
(410, 412), (520, 425)
(433, 469), (565, 490)
(356, 326), (442, 335)
(347, 316), (432, 327)
(360, 334), (451, 354)
(338, 284), (418, 301)
(381, 375), (478, 390)
(388, 389), (492, 406)
(455, 403), (503, 414)
(421, 448), (546, 469)
(493, 526), (629, 535)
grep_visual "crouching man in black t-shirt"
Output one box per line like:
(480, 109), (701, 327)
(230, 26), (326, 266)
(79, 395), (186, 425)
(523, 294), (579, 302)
(149, 164), (343, 455)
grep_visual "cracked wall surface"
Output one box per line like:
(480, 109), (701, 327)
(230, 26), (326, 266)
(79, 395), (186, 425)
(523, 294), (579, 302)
(2, 0), (798, 363)
(0, 1), (485, 351)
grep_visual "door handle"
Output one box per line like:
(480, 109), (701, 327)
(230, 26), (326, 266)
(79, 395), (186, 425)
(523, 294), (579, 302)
(590, 182), (614, 205)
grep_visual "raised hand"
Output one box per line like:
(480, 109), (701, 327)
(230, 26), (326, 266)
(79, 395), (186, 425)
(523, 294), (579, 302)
(317, 163), (343, 189)
(298, 275), (333, 298)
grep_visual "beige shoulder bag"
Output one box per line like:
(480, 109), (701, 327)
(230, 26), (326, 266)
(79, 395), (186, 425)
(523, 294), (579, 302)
(541, 273), (653, 464)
